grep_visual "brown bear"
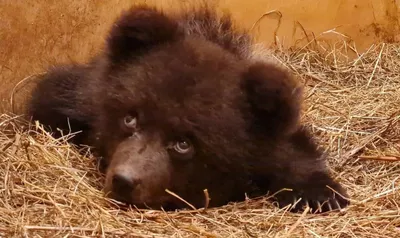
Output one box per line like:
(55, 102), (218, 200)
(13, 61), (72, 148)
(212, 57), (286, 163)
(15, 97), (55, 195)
(26, 4), (350, 213)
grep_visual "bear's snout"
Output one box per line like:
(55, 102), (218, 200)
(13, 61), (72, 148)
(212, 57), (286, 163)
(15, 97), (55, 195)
(111, 173), (142, 201)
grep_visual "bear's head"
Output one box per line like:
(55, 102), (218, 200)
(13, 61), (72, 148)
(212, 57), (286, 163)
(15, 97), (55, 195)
(90, 5), (309, 210)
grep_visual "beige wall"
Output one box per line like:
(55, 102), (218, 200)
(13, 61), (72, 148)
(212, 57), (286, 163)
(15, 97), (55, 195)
(1, 0), (399, 113)
(220, 0), (399, 49)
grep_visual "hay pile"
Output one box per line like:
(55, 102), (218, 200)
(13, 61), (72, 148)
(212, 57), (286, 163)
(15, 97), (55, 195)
(1, 43), (399, 237)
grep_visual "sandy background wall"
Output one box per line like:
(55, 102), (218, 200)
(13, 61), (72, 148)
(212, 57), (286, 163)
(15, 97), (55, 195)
(1, 0), (399, 113)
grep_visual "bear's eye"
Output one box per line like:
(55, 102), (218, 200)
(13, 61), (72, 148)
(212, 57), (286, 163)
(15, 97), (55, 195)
(173, 140), (192, 154)
(123, 115), (137, 129)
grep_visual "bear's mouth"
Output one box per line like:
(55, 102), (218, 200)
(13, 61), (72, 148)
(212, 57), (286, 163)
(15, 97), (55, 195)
(107, 191), (188, 211)
(112, 198), (183, 211)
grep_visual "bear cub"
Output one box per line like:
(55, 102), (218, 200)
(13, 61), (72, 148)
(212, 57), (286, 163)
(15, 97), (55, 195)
(26, 4), (350, 213)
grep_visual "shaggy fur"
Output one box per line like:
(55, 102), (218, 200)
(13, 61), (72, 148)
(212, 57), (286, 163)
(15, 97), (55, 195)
(27, 4), (350, 212)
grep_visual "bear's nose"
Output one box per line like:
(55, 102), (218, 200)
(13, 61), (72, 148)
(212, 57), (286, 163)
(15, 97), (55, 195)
(111, 174), (141, 198)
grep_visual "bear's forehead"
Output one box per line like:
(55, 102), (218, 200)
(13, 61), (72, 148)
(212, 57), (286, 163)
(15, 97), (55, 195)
(129, 77), (245, 130)
(102, 36), (251, 135)
(113, 37), (247, 112)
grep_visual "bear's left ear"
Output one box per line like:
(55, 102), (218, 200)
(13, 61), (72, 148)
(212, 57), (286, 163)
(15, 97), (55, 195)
(241, 62), (303, 137)
(106, 5), (181, 64)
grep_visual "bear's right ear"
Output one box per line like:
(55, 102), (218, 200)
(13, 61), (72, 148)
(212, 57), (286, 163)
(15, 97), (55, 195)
(106, 5), (181, 64)
(242, 62), (303, 138)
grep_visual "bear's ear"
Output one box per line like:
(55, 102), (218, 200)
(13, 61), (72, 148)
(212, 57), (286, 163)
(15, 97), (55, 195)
(242, 62), (303, 137)
(106, 5), (181, 64)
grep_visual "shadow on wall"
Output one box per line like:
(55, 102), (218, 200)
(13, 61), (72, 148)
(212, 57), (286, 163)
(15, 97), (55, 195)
(1, 0), (399, 114)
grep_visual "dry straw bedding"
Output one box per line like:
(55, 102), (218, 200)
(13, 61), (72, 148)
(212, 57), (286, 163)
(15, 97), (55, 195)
(0, 43), (399, 237)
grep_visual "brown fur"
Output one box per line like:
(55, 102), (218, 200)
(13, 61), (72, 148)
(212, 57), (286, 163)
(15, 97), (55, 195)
(26, 4), (350, 212)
